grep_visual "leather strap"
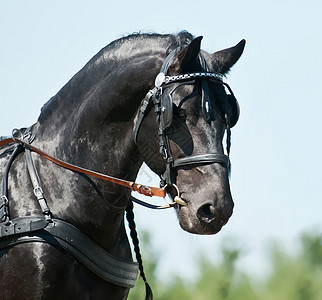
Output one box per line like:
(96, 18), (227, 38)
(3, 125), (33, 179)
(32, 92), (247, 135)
(0, 216), (48, 238)
(0, 138), (15, 148)
(133, 88), (156, 144)
(1, 145), (23, 222)
(25, 147), (51, 217)
(0, 138), (166, 198)
(174, 153), (230, 169)
(130, 195), (174, 209)
(0, 216), (139, 288)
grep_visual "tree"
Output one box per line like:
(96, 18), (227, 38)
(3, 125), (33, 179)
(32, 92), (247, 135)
(128, 231), (322, 300)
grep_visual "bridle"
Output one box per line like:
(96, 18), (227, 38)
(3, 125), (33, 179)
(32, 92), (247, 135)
(133, 46), (239, 200)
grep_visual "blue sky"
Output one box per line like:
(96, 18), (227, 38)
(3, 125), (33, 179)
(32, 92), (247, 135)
(1, 1), (321, 280)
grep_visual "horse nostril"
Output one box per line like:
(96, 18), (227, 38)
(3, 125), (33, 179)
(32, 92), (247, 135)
(197, 203), (216, 222)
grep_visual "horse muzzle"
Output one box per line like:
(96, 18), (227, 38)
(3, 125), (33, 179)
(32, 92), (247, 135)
(173, 177), (234, 235)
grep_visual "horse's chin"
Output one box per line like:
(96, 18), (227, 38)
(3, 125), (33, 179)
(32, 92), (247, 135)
(176, 206), (225, 235)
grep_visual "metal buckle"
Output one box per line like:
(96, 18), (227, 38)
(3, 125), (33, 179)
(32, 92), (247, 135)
(138, 185), (153, 197)
(11, 128), (24, 143)
(34, 187), (44, 198)
(0, 195), (9, 206)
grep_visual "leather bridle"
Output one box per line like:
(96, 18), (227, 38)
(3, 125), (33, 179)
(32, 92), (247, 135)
(133, 47), (238, 199)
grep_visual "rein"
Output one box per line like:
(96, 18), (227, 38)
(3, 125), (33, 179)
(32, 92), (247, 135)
(0, 137), (175, 207)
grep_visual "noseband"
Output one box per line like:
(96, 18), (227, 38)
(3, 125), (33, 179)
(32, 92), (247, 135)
(133, 47), (239, 189)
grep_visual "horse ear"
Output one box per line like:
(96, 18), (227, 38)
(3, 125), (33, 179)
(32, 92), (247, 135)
(179, 36), (203, 69)
(212, 39), (246, 74)
(168, 36), (203, 73)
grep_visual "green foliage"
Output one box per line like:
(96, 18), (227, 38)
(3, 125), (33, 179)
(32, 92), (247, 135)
(261, 232), (322, 300)
(128, 231), (322, 300)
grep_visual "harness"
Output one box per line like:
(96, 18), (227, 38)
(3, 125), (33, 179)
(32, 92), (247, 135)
(0, 131), (138, 288)
(0, 45), (239, 290)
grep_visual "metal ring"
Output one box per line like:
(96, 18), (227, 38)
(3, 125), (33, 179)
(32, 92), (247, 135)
(11, 128), (24, 143)
(162, 184), (175, 205)
(172, 184), (180, 197)
(164, 184), (187, 206)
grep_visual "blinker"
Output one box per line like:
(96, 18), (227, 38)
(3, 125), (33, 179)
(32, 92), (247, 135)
(201, 80), (240, 128)
(160, 90), (173, 130)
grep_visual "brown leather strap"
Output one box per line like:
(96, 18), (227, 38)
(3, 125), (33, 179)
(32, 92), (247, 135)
(0, 138), (14, 148)
(0, 138), (166, 198)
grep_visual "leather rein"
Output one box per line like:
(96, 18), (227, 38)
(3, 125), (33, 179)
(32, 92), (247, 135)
(0, 137), (171, 204)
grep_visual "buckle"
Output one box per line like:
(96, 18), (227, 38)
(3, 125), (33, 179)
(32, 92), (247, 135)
(34, 187), (44, 198)
(0, 195), (9, 206)
(138, 185), (152, 197)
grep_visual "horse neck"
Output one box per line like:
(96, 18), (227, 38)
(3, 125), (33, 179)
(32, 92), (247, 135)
(28, 48), (165, 252)
(36, 53), (163, 172)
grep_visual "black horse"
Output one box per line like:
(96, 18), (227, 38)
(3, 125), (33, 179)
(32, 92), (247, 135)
(0, 32), (245, 299)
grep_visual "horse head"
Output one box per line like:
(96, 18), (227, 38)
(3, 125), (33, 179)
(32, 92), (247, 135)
(136, 37), (245, 234)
